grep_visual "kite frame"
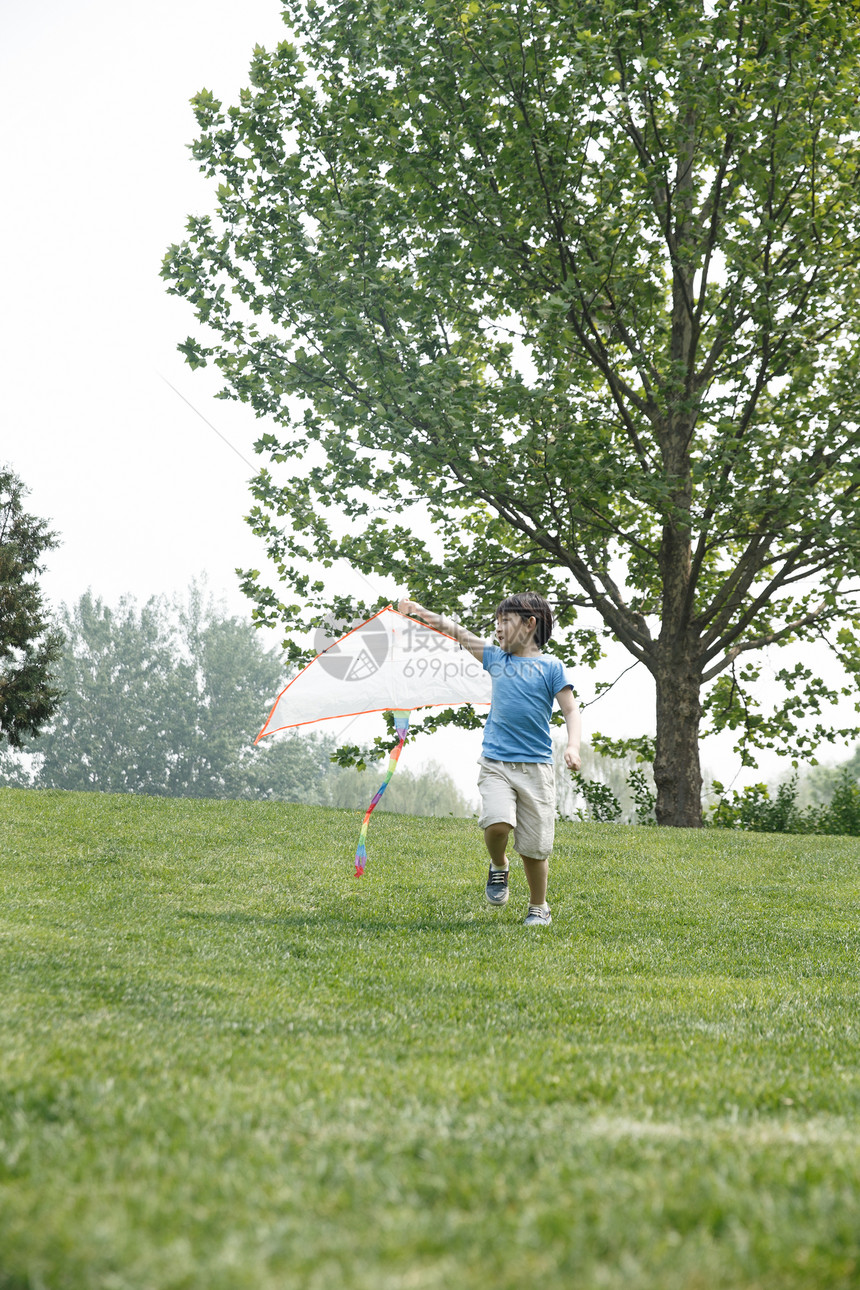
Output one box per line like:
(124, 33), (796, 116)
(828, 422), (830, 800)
(255, 604), (489, 742)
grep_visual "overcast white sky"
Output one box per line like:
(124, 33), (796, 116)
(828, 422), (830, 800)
(2, 0), (856, 794)
(2, 0), (289, 614)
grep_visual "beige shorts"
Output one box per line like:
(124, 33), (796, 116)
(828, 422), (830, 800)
(477, 756), (556, 861)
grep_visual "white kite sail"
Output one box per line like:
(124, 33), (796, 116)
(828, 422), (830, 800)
(256, 605), (491, 740)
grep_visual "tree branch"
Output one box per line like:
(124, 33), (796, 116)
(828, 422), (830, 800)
(702, 600), (833, 682)
(700, 540), (815, 663)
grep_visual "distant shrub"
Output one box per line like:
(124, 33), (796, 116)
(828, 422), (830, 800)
(627, 766), (657, 826)
(810, 771), (860, 836)
(568, 771), (623, 823)
(707, 771), (860, 836)
(557, 739), (657, 825)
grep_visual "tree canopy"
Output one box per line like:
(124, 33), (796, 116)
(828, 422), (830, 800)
(0, 468), (62, 748)
(164, 0), (860, 824)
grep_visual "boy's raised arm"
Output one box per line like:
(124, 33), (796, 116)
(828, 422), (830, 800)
(398, 597), (487, 662)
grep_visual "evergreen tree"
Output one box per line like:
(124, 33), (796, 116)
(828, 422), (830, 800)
(0, 468), (62, 748)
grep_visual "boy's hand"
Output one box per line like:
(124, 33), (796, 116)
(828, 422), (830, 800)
(564, 745), (581, 772)
(398, 597), (424, 618)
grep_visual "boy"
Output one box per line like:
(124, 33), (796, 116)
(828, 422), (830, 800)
(397, 592), (581, 926)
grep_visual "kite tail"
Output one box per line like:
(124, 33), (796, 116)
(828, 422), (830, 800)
(354, 710), (410, 876)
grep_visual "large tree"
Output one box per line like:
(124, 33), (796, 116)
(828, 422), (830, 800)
(0, 468), (62, 748)
(163, 0), (860, 825)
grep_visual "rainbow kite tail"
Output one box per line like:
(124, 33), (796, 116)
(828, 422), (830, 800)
(354, 710), (410, 876)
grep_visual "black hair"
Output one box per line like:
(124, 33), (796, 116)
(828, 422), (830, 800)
(495, 592), (554, 648)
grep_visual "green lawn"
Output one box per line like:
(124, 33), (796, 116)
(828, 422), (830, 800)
(1, 786), (859, 1289)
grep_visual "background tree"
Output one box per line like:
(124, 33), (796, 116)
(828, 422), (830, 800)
(330, 758), (475, 816)
(20, 588), (334, 800)
(788, 742), (860, 809)
(6, 586), (470, 817)
(0, 468), (62, 748)
(164, 0), (860, 825)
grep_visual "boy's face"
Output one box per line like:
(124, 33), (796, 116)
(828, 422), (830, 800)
(495, 611), (538, 652)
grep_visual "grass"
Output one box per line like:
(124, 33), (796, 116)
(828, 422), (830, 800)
(1, 786), (860, 1289)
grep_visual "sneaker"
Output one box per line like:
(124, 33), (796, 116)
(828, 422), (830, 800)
(485, 864), (510, 906)
(523, 904), (552, 926)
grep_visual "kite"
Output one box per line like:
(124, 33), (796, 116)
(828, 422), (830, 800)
(256, 606), (492, 875)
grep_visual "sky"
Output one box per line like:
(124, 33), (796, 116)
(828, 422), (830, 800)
(2, 0), (857, 797)
(2, 0), (288, 613)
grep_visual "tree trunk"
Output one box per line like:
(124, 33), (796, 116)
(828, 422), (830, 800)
(653, 651), (703, 827)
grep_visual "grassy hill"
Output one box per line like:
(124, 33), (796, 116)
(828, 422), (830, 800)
(1, 787), (859, 1289)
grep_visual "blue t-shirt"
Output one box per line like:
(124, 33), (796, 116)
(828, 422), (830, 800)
(481, 645), (572, 763)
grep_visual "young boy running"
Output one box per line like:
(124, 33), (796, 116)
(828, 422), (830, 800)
(398, 592), (581, 926)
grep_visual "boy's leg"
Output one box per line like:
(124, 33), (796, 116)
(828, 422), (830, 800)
(484, 822), (512, 905)
(520, 854), (548, 906)
(484, 821), (511, 866)
(508, 764), (554, 924)
(478, 760), (517, 907)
